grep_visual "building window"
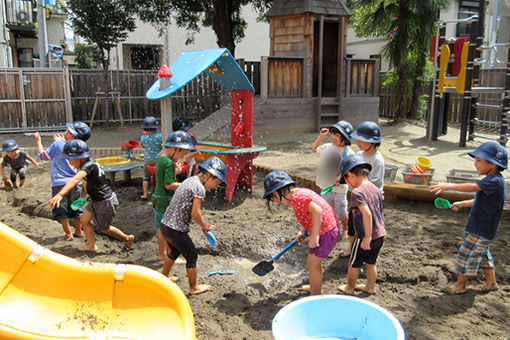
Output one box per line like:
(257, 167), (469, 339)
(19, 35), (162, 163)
(130, 46), (160, 70)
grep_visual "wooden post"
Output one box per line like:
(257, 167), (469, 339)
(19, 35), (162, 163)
(345, 59), (351, 98)
(89, 87), (101, 128)
(315, 15), (324, 131)
(261, 56), (268, 100)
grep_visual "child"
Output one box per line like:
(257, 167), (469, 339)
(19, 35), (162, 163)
(337, 154), (386, 295)
(34, 122), (91, 240)
(140, 116), (162, 199)
(47, 139), (134, 252)
(161, 156), (227, 295)
(342, 121), (385, 257)
(312, 120), (354, 239)
(430, 142), (507, 295)
(153, 130), (196, 260)
(263, 170), (339, 295)
(1, 139), (42, 188)
(173, 116), (199, 182)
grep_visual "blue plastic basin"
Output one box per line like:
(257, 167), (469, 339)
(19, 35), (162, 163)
(272, 295), (405, 340)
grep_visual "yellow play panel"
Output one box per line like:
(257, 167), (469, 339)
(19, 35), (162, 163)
(0, 222), (195, 340)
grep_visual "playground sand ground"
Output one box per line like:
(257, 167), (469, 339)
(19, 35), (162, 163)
(1, 121), (510, 339)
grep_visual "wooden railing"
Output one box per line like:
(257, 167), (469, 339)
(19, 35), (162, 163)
(346, 58), (380, 97)
(261, 56), (304, 98)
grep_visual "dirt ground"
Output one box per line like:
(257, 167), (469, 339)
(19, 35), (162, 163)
(1, 123), (510, 339)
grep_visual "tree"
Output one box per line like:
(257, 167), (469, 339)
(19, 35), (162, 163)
(131, 0), (272, 57)
(66, 0), (137, 127)
(349, 0), (447, 120)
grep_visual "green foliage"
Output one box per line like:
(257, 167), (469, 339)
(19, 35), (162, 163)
(73, 43), (101, 69)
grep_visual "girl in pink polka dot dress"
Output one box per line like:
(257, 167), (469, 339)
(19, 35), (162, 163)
(263, 170), (339, 295)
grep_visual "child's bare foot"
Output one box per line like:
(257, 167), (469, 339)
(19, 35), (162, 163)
(169, 276), (179, 283)
(479, 283), (499, 292)
(157, 254), (166, 261)
(338, 284), (355, 295)
(355, 284), (376, 295)
(140, 194), (148, 200)
(78, 244), (98, 252)
(124, 235), (135, 248)
(59, 235), (73, 241)
(446, 284), (466, 295)
(73, 232), (83, 238)
(12, 183), (18, 188)
(189, 284), (211, 295)
(298, 284), (323, 294)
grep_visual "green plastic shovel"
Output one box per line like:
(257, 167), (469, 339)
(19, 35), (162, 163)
(71, 198), (87, 211)
(320, 184), (335, 195)
(434, 197), (451, 209)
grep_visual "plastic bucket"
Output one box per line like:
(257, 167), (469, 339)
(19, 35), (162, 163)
(410, 157), (431, 174)
(272, 295), (405, 340)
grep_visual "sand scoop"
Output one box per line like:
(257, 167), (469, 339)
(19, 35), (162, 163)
(252, 231), (308, 276)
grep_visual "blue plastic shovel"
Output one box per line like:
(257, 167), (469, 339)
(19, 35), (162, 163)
(252, 230), (309, 276)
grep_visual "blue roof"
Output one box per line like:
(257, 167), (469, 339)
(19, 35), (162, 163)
(146, 48), (254, 100)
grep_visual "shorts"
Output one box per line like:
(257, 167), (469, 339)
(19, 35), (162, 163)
(455, 232), (495, 276)
(143, 158), (157, 181)
(154, 208), (164, 229)
(51, 185), (82, 220)
(308, 226), (339, 259)
(160, 225), (197, 268)
(322, 191), (348, 222)
(10, 165), (27, 182)
(348, 236), (384, 268)
(85, 196), (118, 231)
(347, 210), (355, 236)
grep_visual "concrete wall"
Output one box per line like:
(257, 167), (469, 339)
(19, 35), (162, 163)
(341, 97), (379, 128)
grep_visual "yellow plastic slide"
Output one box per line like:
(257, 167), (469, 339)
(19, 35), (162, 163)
(0, 222), (195, 340)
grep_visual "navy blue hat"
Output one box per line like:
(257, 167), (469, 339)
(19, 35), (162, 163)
(61, 139), (91, 160)
(2, 139), (19, 152)
(66, 122), (91, 141)
(263, 170), (296, 198)
(351, 121), (381, 143)
(142, 116), (159, 129)
(173, 116), (193, 131)
(339, 154), (372, 184)
(199, 156), (227, 183)
(330, 121), (354, 145)
(164, 131), (196, 151)
(468, 142), (508, 169)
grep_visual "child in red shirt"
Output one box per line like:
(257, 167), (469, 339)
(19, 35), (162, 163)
(263, 170), (339, 295)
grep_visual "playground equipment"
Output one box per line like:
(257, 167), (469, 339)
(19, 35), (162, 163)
(146, 48), (266, 201)
(272, 295), (405, 340)
(0, 222), (195, 339)
(429, 1), (510, 147)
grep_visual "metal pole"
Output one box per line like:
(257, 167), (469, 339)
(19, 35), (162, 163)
(37, 0), (48, 67)
(489, 0), (500, 69)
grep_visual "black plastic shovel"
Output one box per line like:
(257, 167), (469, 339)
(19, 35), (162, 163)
(252, 230), (309, 276)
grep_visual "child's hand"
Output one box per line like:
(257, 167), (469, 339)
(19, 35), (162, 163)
(320, 128), (329, 136)
(361, 236), (372, 250)
(35, 162), (43, 168)
(429, 182), (450, 194)
(47, 194), (63, 208)
(34, 132), (41, 141)
(450, 201), (462, 212)
(53, 134), (65, 141)
(202, 223), (214, 233)
(308, 235), (320, 249)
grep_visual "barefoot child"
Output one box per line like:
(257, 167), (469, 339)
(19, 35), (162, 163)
(1, 139), (42, 188)
(342, 121), (385, 258)
(263, 170), (339, 295)
(430, 142), (507, 295)
(140, 116), (162, 199)
(161, 156), (227, 295)
(312, 120), (354, 240)
(47, 140), (134, 251)
(153, 131), (196, 260)
(337, 154), (386, 295)
(34, 122), (91, 241)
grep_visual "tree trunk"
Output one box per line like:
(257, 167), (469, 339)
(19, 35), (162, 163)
(409, 49), (427, 119)
(395, 62), (408, 120)
(212, 0), (236, 56)
(102, 52), (111, 130)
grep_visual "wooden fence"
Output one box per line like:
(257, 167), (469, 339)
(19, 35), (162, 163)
(261, 56), (304, 98)
(346, 59), (380, 97)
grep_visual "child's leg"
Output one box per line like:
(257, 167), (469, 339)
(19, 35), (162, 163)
(307, 253), (323, 295)
(187, 267), (211, 295)
(73, 217), (83, 236)
(59, 218), (73, 240)
(480, 269), (499, 292)
(157, 229), (167, 260)
(10, 171), (18, 187)
(78, 210), (98, 252)
(102, 226), (135, 248)
(338, 267), (360, 294)
(341, 236), (354, 257)
(162, 257), (179, 282)
(18, 166), (26, 187)
(142, 180), (149, 199)
(341, 219), (348, 239)
(356, 264), (377, 294)
(448, 274), (469, 295)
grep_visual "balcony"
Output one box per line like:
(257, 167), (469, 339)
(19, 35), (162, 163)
(4, 0), (37, 38)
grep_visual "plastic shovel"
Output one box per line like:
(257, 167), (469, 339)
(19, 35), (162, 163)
(206, 230), (217, 247)
(71, 198), (87, 211)
(320, 184), (335, 195)
(434, 197), (451, 209)
(252, 230), (309, 277)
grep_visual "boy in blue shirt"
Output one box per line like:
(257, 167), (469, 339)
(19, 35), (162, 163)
(140, 116), (162, 199)
(430, 142), (507, 294)
(34, 122), (91, 240)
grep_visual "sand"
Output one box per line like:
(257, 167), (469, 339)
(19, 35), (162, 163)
(1, 123), (510, 339)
